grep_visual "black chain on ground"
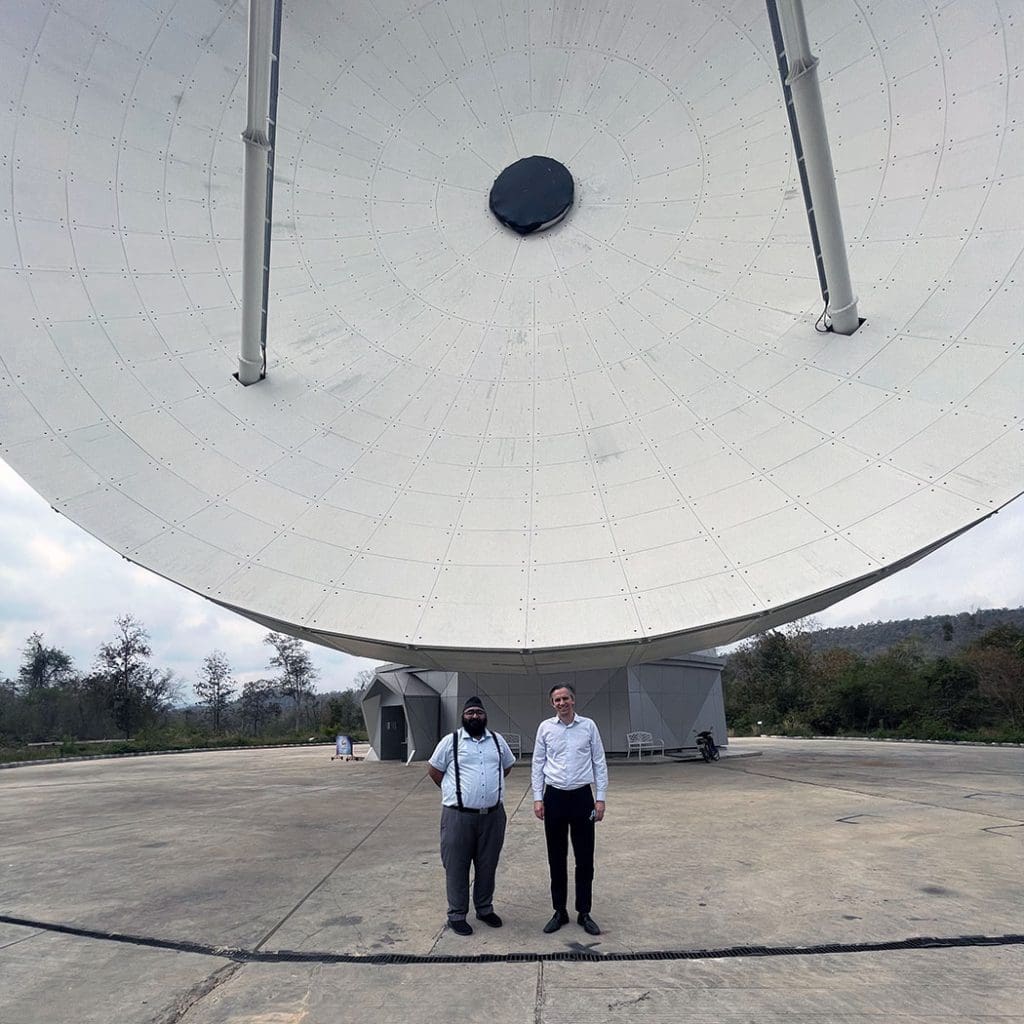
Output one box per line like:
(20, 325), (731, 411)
(2, 913), (1021, 966)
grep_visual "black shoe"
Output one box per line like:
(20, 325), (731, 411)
(543, 910), (570, 934)
(449, 919), (473, 936)
(577, 913), (601, 936)
(476, 911), (502, 928)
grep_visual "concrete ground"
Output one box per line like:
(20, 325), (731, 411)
(1, 738), (1021, 1024)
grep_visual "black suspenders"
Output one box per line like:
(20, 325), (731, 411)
(451, 730), (503, 810)
(452, 730), (464, 810)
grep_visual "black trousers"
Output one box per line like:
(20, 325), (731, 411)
(543, 785), (595, 915)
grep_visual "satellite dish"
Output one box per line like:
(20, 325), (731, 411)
(1, 0), (1020, 670)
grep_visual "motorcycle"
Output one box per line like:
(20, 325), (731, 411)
(695, 729), (720, 762)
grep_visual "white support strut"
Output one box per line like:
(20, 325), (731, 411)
(777, 0), (860, 335)
(238, 0), (275, 384)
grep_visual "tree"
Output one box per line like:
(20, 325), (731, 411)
(856, 640), (926, 732)
(264, 632), (319, 730)
(806, 647), (863, 733)
(239, 679), (279, 736)
(95, 615), (155, 739)
(0, 676), (21, 742)
(17, 633), (75, 693)
(920, 657), (985, 731)
(323, 690), (366, 736)
(963, 647), (1024, 727)
(194, 651), (235, 733)
(352, 668), (375, 693)
(15, 633), (78, 739)
(144, 668), (180, 724)
(724, 616), (1024, 739)
(72, 671), (119, 739)
(724, 629), (813, 732)
(960, 625), (1024, 727)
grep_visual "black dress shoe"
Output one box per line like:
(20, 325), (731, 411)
(449, 919), (473, 936)
(577, 913), (601, 936)
(543, 910), (570, 934)
(476, 911), (502, 928)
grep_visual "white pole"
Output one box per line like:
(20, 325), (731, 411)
(238, 0), (275, 384)
(777, 0), (860, 335)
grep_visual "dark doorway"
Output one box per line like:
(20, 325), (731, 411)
(380, 705), (407, 761)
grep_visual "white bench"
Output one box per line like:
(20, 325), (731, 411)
(504, 732), (522, 758)
(626, 731), (665, 758)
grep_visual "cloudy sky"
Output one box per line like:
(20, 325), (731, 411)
(2, 456), (1021, 698)
(0, 459), (378, 696)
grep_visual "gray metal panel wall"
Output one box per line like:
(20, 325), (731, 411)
(365, 656), (725, 757)
(403, 693), (441, 763)
(630, 659), (727, 750)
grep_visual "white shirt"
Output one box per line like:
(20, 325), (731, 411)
(531, 714), (608, 801)
(429, 728), (516, 809)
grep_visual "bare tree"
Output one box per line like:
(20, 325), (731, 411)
(194, 651), (235, 733)
(352, 668), (375, 693)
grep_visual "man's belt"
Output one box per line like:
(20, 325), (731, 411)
(444, 802), (501, 814)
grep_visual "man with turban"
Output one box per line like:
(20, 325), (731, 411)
(427, 695), (516, 935)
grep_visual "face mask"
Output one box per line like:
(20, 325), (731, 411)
(462, 714), (487, 737)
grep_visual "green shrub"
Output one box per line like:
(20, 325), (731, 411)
(778, 715), (814, 737)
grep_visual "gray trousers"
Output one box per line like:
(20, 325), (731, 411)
(439, 805), (507, 921)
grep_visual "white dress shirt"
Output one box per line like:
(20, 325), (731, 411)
(430, 728), (516, 809)
(531, 714), (608, 801)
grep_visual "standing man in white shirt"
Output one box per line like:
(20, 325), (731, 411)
(531, 682), (608, 936)
(427, 695), (516, 936)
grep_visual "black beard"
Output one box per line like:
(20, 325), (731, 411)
(462, 715), (487, 737)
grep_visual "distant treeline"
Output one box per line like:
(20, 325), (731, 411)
(801, 608), (1024, 659)
(724, 614), (1024, 742)
(0, 617), (369, 761)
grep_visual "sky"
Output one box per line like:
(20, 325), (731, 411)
(2, 456), (1022, 698)
(0, 459), (379, 697)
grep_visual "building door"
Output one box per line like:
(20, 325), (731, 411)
(380, 705), (407, 761)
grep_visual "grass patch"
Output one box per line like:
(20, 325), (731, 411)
(0, 727), (368, 766)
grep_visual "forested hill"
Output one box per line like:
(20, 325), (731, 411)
(802, 608), (1024, 659)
